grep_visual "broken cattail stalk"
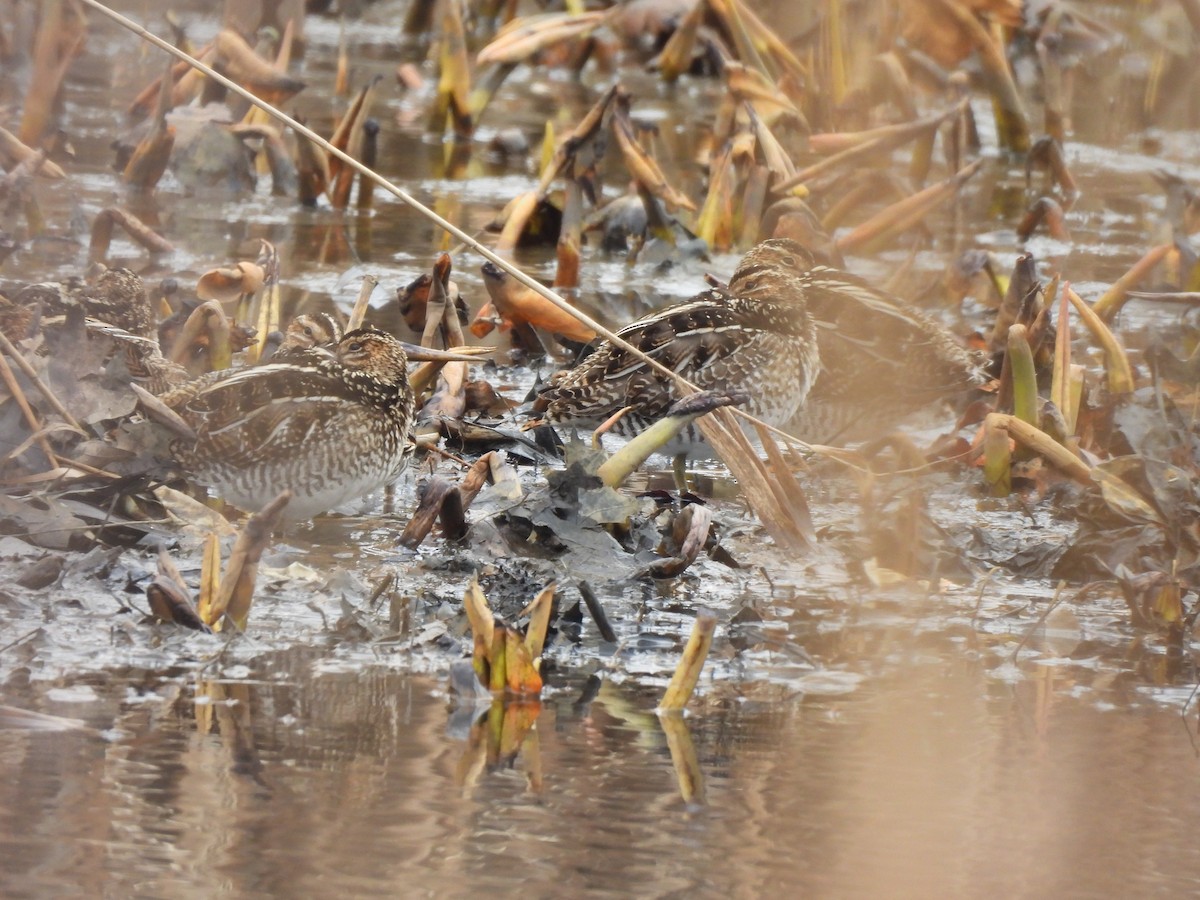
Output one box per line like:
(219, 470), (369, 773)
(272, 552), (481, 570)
(1007, 324), (1038, 427)
(419, 254), (452, 348)
(402, 0), (438, 38)
(577, 580), (617, 643)
(695, 142), (738, 252)
(88, 206), (174, 263)
(1016, 197), (1070, 242)
(554, 177), (583, 290)
(215, 490), (292, 631)
(335, 18), (349, 96)
(783, 103), (963, 190)
(122, 60), (176, 190)
(488, 626), (508, 694)
(1064, 286), (1134, 394)
(596, 392), (745, 489)
(213, 29), (306, 103)
(995, 414), (1093, 484)
(295, 126), (329, 205)
(835, 160), (984, 254)
(356, 119), (379, 211)
(494, 191), (540, 253)
(1092, 243), (1173, 322)
(476, 261), (596, 343)
(521, 583), (556, 661)
(656, 0), (703, 82)
(927, 0), (1029, 152)
(408, 345), (492, 395)
(398, 477), (459, 549)
(982, 413), (1013, 497)
(434, 0), (473, 139)
(644, 504), (713, 579)
(20, 0), (87, 146)
(464, 577), (495, 685)
(127, 52), (204, 120)
(738, 163), (770, 247)
(1066, 364), (1085, 436)
(504, 629), (542, 695)
(197, 532), (221, 626)
(457, 452), (498, 506)
(1026, 136), (1078, 208)
(0, 126), (66, 178)
(168, 300), (233, 374)
(722, 0), (808, 80)
(328, 76), (380, 200)
(247, 123), (298, 196)
(755, 422), (815, 522)
(612, 97), (695, 212)
(475, 11), (606, 67)
(347, 274), (379, 332)
(0, 343), (64, 468)
(146, 575), (211, 631)
(660, 609), (717, 712)
(701, 407), (815, 550)
(156, 548), (190, 597)
(1050, 284), (1074, 433)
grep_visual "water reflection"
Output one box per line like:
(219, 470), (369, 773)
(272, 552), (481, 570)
(4, 636), (1200, 897)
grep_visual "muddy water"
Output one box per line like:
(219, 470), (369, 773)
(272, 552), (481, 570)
(5, 627), (1200, 898)
(3, 1), (1200, 896)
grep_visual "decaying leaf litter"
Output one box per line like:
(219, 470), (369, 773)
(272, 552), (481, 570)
(0, 0), (1199, 723)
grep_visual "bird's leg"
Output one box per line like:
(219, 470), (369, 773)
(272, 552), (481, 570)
(672, 452), (691, 494)
(592, 406), (634, 449)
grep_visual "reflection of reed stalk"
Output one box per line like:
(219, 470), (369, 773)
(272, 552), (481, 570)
(659, 713), (706, 806)
(660, 610), (717, 712)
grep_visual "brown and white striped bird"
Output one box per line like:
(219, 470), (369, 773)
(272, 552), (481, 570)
(729, 239), (985, 443)
(160, 326), (415, 519)
(532, 241), (821, 453)
(533, 238), (983, 452)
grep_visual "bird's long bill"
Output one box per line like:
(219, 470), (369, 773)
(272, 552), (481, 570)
(399, 342), (493, 362)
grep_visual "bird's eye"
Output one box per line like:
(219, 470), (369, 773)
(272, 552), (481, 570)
(743, 279), (758, 290)
(782, 256), (796, 267)
(303, 326), (314, 337)
(348, 342), (363, 352)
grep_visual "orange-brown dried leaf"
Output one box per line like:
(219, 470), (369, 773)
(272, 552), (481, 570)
(213, 28), (306, 104)
(478, 264), (596, 343)
(196, 262), (267, 302)
(475, 11), (606, 67)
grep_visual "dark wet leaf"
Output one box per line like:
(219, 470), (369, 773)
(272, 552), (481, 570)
(146, 575), (212, 632)
(15, 553), (65, 589)
(1113, 565), (1190, 633)
(1053, 524), (1163, 582)
(1002, 541), (1068, 578)
(41, 327), (138, 425)
(0, 494), (90, 551)
(1106, 388), (1200, 463)
(576, 483), (645, 526)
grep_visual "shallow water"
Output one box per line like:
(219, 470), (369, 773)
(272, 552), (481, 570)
(3, 0), (1200, 896)
(6, 619), (1200, 898)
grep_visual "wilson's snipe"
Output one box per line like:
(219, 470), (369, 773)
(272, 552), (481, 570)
(266, 312), (344, 361)
(532, 244), (821, 452)
(729, 239), (984, 443)
(534, 237), (982, 454)
(160, 326), (415, 519)
(1, 267), (152, 341)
